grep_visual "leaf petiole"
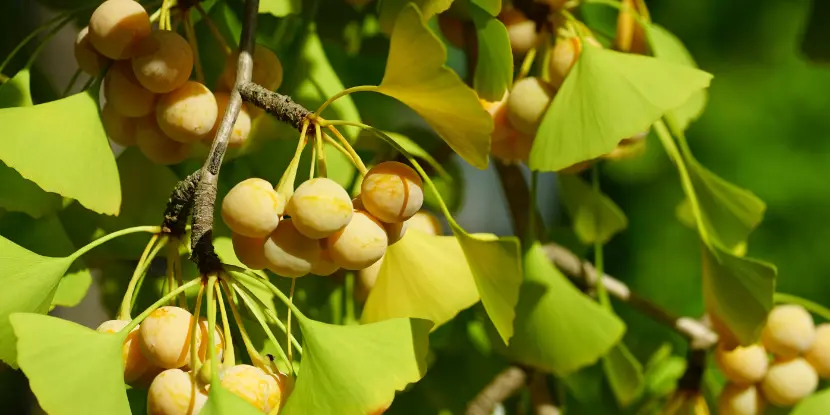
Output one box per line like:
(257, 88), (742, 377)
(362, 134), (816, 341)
(189, 282), (206, 373)
(314, 85), (376, 118)
(122, 277), (201, 334)
(275, 119), (310, 200)
(227, 271), (303, 353)
(325, 124), (367, 175)
(220, 280), (272, 369)
(70, 225), (160, 262)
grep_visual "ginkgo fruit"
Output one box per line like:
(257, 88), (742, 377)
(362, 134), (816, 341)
(138, 306), (198, 369)
(185, 317), (224, 369)
(105, 61), (156, 117)
(761, 304), (816, 359)
(209, 92), (252, 147)
(88, 0), (151, 59)
(360, 161), (424, 224)
(101, 103), (137, 147)
(131, 30), (193, 93)
(156, 81), (218, 143)
(219, 364), (284, 412)
(263, 219), (321, 277)
(384, 221), (408, 245)
(311, 245), (340, 276)
(480, 92), (511, 143)
(326, 210), (389, 270)
(221, 178), (283, 238)
(231, 232), (269, 270)
(714, 343), (769, 385)
(498, 8), (537, 55)
(221, 44), (283, 91)
(406, 211), (442, 235)
(74, 26), (110, 76)
(135, 116), (191, 165)
(286, 178), (354, 239)
(356, 255), (383, 302)
(760, 357), (818, 407)
(505, 77), (555, 135)
(718, 383), (765, 415)
(490, 128), (534, 164)
(147, 368), (208, 415)
(95, 319), (151, 383)
(549, 35), (602, 88)
(804, 322), (830, 378)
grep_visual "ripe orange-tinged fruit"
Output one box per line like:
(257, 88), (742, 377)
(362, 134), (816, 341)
(101, 103), (137, 147)
(480, 92), (511, 143)
(761, 304), (816, 358)
(549, 35), (602, 87)
(326, 210), (389, 270)
(505, 77), (555, 135)
(231, 232), (269, 270)
(221, 178), (283, 238)
(805, 323), (830, 378)
(193, 317), (224, 366)
(88, 0), (151, 59)
(286, 178), (354, 239)
(156, 81), (218, 143)
(209, 92), (252, 147)
(714, 343), (769, 385)
(105, 61), (156, 117)
(74, 26), (110, 75)
(407, 211), (442, 235)
(438, 14), (467, 49)
(138, 306), (199, 369)
(311, 245), (340, 276)
(499, 8), (537, 55)
(135, 117), (191, 165)
(718, 383), (765, 415)
(131, 30), (193, 93)
(384, 221), (408, 245)
(221, 45), (283, 91)
(760, 357), (818, 407)
(96, 319), (151, 383)
(219, 365), (284, 412)
(263, 219), (321, 277)
(356, 255), (383, 302)
(147, 368), (208, 415)
(490, 128), (534, 164)
(360, 161), (424, 224)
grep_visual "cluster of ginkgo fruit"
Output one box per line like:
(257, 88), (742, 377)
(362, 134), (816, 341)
(223, 161), (426, 278)
(97, 306), (287, 414)
(715, 304), (830, 415)
(73, 0), (282, 165)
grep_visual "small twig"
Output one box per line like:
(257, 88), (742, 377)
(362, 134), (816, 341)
(529, 373), (561, 415)
(161, 170), (200, 237)
(237, 82), (310, 131)
(466, 366), (528, 415)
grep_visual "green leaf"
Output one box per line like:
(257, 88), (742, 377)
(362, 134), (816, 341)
(259, 0), (301, 17)
(529, 46), (713, 171)
(505, 243), (625, 376)
(0, 88), (121, 215)
(642, 344), (686, 399)
(469, 0), (501, 16)
(10, 313), (130, 415)
(378, 0), (454, 35)
(602, 343), (644, 407)
(558, 174), (628, 245)
(281, 316), (432, 413)
(792, 388), (830, 415)
(362, 230), (480, 329)
(377, 3), (493, 169)
(800, 1), (830, 64)
(360, 129), (451, 180)
(201, 384), (264, 415)
(470, 5), (513, 101)
(0, 161), (62, 218)
(0, 70), (34, 108)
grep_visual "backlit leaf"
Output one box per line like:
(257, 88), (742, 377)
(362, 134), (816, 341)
(0, 70), (34, 107)
(602, 343), (644, 407)
(359, 129), (451, 180)
(470, 5), (512, 101)
(362, 230), (480, 329)
(558, 174), (628, 245)
(469, 0), (501, 16)
(378, 0), (453, 35)
(202, 383), (264, 415)
(10, 313), (130, 415)
(799, 0), (830, 64)
(529, 45), (712, 171)
(792, 388), (830, 415)
(281, 316), (432, 414)
(259, 0), (301, 17)
(377, 4), (493, 169)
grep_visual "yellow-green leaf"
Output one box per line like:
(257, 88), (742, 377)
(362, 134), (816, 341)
(602, 343), (644, 407)
(202, 384), (264, 415)
(558, 174), (628, 245)
(469, 0), (501, 16)
(792, 388), (830, 415)
(378, 0), (454, 35)
(0, 70), (34, 107)
(377, 3), (493, 169)
(259, 0), (301, 17)
(470, 5), (512, 101)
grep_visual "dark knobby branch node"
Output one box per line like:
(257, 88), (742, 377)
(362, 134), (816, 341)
(238, 82), (310, 132)
(161, 170), (201, 237)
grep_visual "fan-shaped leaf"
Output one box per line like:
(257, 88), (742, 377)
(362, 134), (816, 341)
(0, 70), (33, 107)
(792, 388), (830, 415)
(259, 0), (301, 17)
(201, 383), (264, 415)
(558, 174), (628, 245)
(469, 0), (501, 16)
(378, 0), (453, 35)
(602, 343), (644, 407)
(470, 5), (512, 101)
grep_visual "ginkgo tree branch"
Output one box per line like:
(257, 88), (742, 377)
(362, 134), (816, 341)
(237, 82), (309, 131)
(466, 366), (529, 415)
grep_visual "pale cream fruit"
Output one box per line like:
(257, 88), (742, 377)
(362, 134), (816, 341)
(480, 92), (511, 143)
(718, 383), (765, 415)
(183, 318), (224, 370)
(761, 304), (816, 359)
(74, 26), (110, 76)
(490, 127), (534, 164)
(138, 306), (199, 369)
(88, 0), (151, 59)
(549, 35), (602, 88)
(360, 161), (424, 224)
(135, 116), (191, 165)
(96, 319), (151, 383)
(505, 77), (555, 135)
(499, 8), (537, 55)
(221, 45), (283, 91)
(221, 178), (283, 238)
(131, 30), (193, 93)
(760, 357), (818, 407)
(326, 210), (388, 270)
(286, 178), (354, 239)
(219, 365), (284, 412)
(406, 211), (442, 235)
(384, 221), (408, 245)
(231, 232), (269, 270)
(714, 343), (769, 385)
(805, 323), (830, 378)
(311, 245), (340, 276)
(104, 61), (156, 117)
(156, 81), (218, 143)
(208, 92), (252, 147)
(437, 13), (467, 49)
(101, 103), (137, 147)
(356, 255), (383, 302)
(263, 219), (321, 278)
(147, 368), (208, 415)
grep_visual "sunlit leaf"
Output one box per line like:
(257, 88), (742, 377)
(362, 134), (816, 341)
(378, 0), (453, 35)
(529, 45), (712, 171)
(469, 0), (501, 16)
(377, 4), (493, 169)
(505, 243), (625, 376)
(281, 316), (432, 413)
(0, 161), (62, 219)
(259, 0), (301, 17)
(10, 313), (130, 414)
(201, 383), (264, 415)
(792, 388), (830, 415)
(0, 88), (121, 215)
(558, 174), (628, 245)
(470, 5), (512, 101)
(0, 69), (34, 107)
(642, 344), (686, 398)
(362, 230), (480, 329)
(602, 343), (644, 407)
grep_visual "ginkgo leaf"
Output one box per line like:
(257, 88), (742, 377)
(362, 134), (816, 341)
(362, 230), (480, 329)
(529, 45), (713, 172)
(377, 3), (493, 169)
(558, 174), (628, 245)
(505, 243), (625, 376)
(259, 0), (301, 17)
(378, 0), (453, 35)
(792, 388), (830, 415)
(0, 88), (121, 215)
(201, 383), (264, 415)
(10, 313), (131, 415)
(602, 343), (644, 407)
(470, 5), (513, 101)
(469, 0), (501, 16)
(358, 129), (451, 180)
(281, 315), (432, 414)
(0, 69), (34, 107)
